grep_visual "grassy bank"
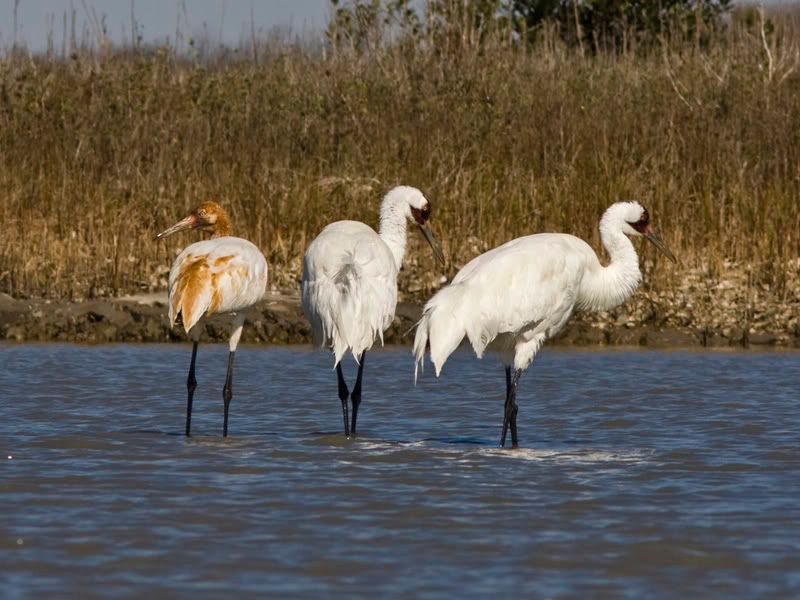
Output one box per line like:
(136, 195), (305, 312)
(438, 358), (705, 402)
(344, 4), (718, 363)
(0, 5), (799, 336)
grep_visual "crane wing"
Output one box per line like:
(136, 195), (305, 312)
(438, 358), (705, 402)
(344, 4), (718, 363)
(302, 221), (398, 364)
(168, 237), (267, 333)
(453, 234), (588, 353)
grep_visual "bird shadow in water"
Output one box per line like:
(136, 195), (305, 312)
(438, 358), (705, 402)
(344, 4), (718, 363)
(311, 430), (499, 448)
(120, 429), (183, 437)
(308, 431), (433, 449)
(119, 428), (283, 441)
(422, 436), (492, 446)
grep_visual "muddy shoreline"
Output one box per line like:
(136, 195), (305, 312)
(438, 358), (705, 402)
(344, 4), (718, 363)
(1, 292), (797, 349)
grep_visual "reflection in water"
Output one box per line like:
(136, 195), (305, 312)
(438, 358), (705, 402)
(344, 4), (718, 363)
(2, 344), (800, 596)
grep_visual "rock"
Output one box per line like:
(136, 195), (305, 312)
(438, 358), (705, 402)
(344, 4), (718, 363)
(552, 324), (607, 346)
(0, 294), (28, 330)
(701, 332), (730, 347)
(607, 327), (647, 346)
(0, 293), (28, 313)
(5, 325), (25, 341)
(0, 290), (795, 347)
(645, 329), (699, 348)
(749, 333), (777, 346)
(395, 302), (422, 323)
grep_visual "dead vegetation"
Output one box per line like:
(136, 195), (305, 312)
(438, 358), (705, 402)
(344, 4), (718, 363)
(0, 4), (798, 339)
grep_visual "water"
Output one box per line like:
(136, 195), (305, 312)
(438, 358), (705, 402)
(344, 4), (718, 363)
(2, 344), (799, 597)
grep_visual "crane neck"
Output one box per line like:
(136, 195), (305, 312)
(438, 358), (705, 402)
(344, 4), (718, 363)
(378, 196), (409, 271)
(580, 215), (642, 312)
(210, 213), (233, 238)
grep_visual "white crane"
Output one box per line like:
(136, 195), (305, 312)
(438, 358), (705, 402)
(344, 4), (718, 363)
(302, 185), (445, 437)
(155, 201), (268, 437)
(414, 201), (675, 448)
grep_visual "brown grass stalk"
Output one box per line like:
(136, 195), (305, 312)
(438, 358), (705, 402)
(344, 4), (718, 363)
(0, 7), (798, 336)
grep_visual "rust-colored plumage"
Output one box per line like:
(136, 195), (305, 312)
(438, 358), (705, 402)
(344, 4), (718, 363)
(156, 202), (268, 333)
(167, 254), (257, 332)
(155, 201), (269, 438)
(170, 255), (211, 331)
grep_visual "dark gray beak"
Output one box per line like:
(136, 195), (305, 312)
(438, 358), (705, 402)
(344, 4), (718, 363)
(418, 223), (445, 266)
(644, 229), (677, 263)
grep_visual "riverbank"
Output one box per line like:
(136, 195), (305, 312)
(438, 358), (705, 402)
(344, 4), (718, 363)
(2, 290), (797, 348)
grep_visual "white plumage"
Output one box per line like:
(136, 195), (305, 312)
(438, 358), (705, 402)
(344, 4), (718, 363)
(156, 201), (268, 437)
(167, 237), (268, 343)
(302, 185), (444, 436)
(302, 221), (398, 366)
(414, 201), (675, 447)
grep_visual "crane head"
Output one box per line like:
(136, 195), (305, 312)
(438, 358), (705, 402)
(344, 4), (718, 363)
(154, 201), (232, 240)
(412, 205), (446, 267)
(404, 190), (445, 267)
(619, 201), (677, 263)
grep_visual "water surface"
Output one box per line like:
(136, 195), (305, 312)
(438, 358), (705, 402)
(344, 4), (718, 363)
(2, 344), (799, 597)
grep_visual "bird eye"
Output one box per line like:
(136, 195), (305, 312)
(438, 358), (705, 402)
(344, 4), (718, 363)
(411, 205), (431, 226)
(198, 210), (206, 218)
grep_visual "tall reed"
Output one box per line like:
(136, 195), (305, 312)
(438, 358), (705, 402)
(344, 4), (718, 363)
(0, 5), (798, 317)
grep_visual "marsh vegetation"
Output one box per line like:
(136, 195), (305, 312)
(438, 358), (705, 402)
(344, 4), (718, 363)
(0, 1), (798, 338)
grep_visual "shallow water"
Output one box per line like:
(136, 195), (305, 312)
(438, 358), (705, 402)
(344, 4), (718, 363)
(2, 344), (799, 597)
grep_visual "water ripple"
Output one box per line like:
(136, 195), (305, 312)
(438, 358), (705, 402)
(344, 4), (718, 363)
(2, 344), (800, 597)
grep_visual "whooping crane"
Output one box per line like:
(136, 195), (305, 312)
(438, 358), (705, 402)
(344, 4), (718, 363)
(155, 201), (268, 437)
(413, 201), (676, 448)
(302, 185), (445, 437)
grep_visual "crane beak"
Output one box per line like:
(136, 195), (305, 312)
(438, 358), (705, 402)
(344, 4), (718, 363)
(418, 223), (445, 266)
(644, 228), (677, 263)
(154, 214), (199, 241)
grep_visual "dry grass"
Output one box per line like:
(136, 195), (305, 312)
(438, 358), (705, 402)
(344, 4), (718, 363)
(1, 5), (798, 325)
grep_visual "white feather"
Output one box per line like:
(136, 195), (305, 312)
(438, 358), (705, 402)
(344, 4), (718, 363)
(302, 186), (430, 366)
(302, 221), (397, 364)
(414, 201), (652, 376)
(167, 236), (268, 348)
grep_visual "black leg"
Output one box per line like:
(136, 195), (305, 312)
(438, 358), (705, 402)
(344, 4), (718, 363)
(336, 363), (350, 437)
(500, 367), (512, 446)
(509, 369), (522, 448)
(185, 341), (198, 437)
(500, 368), (522, 448)
(222, 351), (235, 437)
(350, 352), (366, 435)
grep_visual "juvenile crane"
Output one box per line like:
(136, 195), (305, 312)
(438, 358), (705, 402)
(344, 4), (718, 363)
(302, 185), (445, 437)
(155, 202), (268, 437)
(413, 201), (676, 448)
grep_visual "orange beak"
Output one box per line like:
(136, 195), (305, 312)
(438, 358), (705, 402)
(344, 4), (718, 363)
(154, 214), (200, 241)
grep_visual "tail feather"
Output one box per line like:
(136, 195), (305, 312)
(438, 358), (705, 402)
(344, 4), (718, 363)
(412, 314), (429, 384)
(413, 283), (469, 381)
(332, 261), (361, 364)
(303, 253), (388, 366)
(169, 258), (212, 334)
